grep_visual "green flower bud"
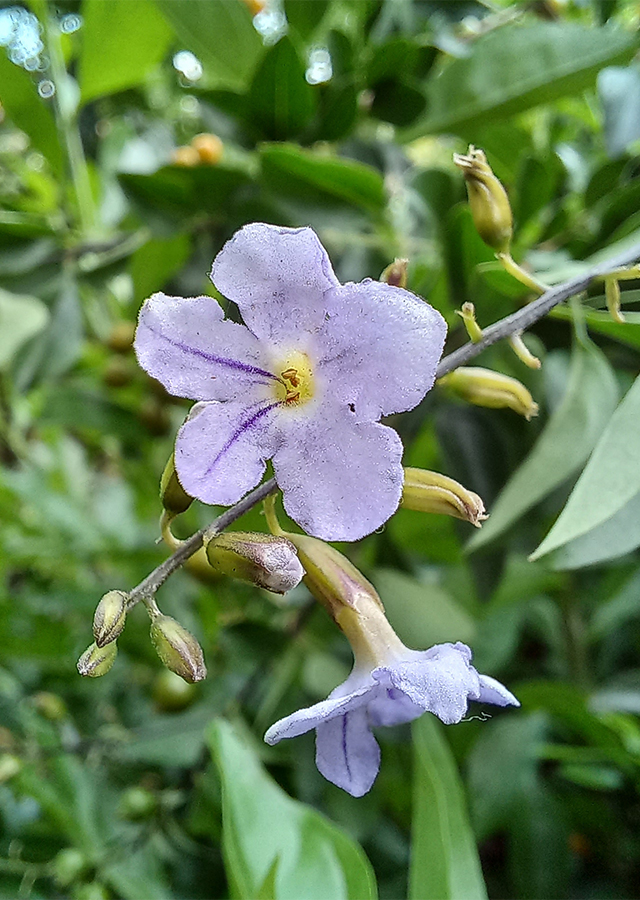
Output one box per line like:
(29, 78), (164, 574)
(0, 754), (22, 783)
(150, 615), (206, 684)
(204, 531), (304, 593)
(77, 641), (117, 678)
(32, 691), (67, 720)
(153, 669), (197, 712)
(401, 467), (487, 527)
(453, 145), (513, 253)
(74, 883), (110, 900)
(118, 786), (157, 820)
(92, 590), (127, 648)
(160, 453), (193, 516)
(380, 258), (409, 289)
(439, 366), (539, 420)
(52, 848), (90, 887)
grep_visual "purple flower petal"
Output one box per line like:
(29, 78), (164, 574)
(135, 293), (276, 401)
(374, 643), (481, 725)
(316, 708), (380, 797)
(273, 404), (404, 541)
(317, 280), (447, 420)
(175, 400), (280, 506)
(477, 674), (520, 708)
(211, 224), (339, 344)
(367, 686), (424, 727)
(264, 683), (373, 744)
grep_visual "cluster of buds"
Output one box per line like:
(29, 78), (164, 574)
(172, 132), (224, 168)
(77, 590), (128, 677)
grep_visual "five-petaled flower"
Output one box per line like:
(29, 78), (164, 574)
(265, 632), (519, 797)
(135, 223), (446, 541)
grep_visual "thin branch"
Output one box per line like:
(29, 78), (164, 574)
(125, 241), (640, 603)
(126, 477), (277, 608)
(436, 241), (640, 377)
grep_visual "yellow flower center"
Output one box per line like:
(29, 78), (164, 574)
(272, 351), (314, 407)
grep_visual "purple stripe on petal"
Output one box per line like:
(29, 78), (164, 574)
(205, 402), (280, 477)
(146, 324), (278, 382)
(342, 715), (351, 782)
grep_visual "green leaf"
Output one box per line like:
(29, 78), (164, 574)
(0, 50), (63, 174)
(373, 569), (476, 647)
(551, 307), (640, 352)
(248, 36), (316, 140)
(284, 0), (330, 40)
(409, 715), (488, 900)
(259, 143), (386, 214)
(104, 844), (173, 900)
(154, 0), (263, 91)
(130, 233), (192, 305)
(79, 0), (173, 104)
(547, 492), (640, 569)
(208, 719), (378, 900)
(531, 373), (640, 560)
(0, 288), (49, 370)
(404, 23), (638, 139)
(470, 342), (619, 550)
(598, 64), (640, 158)
(119, 164), (252, 217)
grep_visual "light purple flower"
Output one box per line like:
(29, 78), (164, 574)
(264, 641), (519, 797)
(134, 223), (446, 541)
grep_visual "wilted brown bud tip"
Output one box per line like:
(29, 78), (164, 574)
(453, 145), (513, 253)
(93, 590), (128, 647)
(150, 615), (206, 684)
(77, 641), (117, 678)
(380, 258), (409, 289)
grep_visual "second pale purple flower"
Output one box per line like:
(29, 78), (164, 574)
(135, 223), (446, 541)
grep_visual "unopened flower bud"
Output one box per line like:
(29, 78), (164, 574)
(0, 754), (21, 783)
(509, 331), (541, 369)
(191, 132), (223, 165)
(204, 531), (304, 593)
(77, 641), (117, 678)
(605, 277), (625, 324)
(440, 366), (539, 420)
(380, 258), (409, 289)
(52, 848), (90, 887)
(456, 302), (483, 342)
(171, 145), (199, 167)
(160, 453), (193, 517)
(150, 615), (206, 684)
(265, 520), (383, 618)
(453, 145), (513, 253)
(93, 590), (127, 647)
(401, 467), (487, 527)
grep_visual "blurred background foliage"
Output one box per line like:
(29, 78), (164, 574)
(1, 0), (640, 898)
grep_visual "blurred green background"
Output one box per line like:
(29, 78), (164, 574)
(1, 1), (640, 898)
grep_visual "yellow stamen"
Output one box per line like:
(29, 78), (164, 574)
(272, 351), (315, 407)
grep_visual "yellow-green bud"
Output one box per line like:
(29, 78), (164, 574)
(204, 531), (304, 593)
(32, 691), (67, 720)
(401, 467), (487, 527)
(453, 145), (513, 253)
(118, 786), (157, 820)
(380, 258), (409, 289)
(149, 615), (206, 684)
(93, 590), (127, 648)
(0, 754), (21, 783)
(277, 531), (383, 618)
(605, 277), (625, 324)
(52, 848), (89, 887)
(77, 641), (117, 678)
(439, 366), (539, 420)
(160, 454), (193, 517)
(456, 302), (483, 342)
